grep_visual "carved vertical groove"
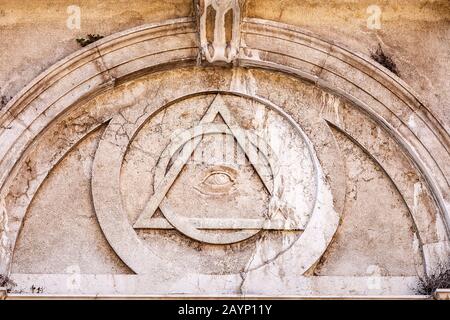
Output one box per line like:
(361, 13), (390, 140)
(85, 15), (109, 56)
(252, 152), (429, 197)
(197, 0), (242, 63)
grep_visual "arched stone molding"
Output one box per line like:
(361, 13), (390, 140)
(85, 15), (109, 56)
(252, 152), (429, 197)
(0, 16), (448, 295)
(238, 18), (449, 228)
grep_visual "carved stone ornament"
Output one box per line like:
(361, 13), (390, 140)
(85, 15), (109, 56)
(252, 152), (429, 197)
(132, 94), (304, 244)
(91, 89), (340, 275)
(0, 16), (449, 297)
(197, 0), (241, 63)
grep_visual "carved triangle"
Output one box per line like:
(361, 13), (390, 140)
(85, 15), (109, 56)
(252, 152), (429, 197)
(133, 94), (278, 230)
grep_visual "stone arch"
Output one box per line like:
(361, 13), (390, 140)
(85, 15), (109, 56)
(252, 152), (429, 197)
(0, 16), (448, 295)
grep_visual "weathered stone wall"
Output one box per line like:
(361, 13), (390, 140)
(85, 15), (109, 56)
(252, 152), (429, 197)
(1, 0), (449, 127)
(0, 0), (449, 297)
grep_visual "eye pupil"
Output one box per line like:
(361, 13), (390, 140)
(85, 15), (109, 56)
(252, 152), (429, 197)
(206, 172), (232, 186)
(195, 167), (237, 195)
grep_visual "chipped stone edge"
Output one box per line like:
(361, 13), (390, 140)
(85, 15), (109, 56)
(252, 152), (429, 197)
(434, 289), (450, 300)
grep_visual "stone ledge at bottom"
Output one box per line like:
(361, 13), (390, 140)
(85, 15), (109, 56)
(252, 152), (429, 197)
(0, 287), (6, 300)
(434, 289), (450, 300)
(4, 294), (431, 300)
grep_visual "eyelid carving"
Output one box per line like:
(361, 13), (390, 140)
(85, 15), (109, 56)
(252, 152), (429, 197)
(195, 165), (237, 195)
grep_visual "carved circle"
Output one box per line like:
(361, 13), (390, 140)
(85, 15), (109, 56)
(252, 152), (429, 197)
(152, 123), (280, 244)
(92, 89), (340, 274)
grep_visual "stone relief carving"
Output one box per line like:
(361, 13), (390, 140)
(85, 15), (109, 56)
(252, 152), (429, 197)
(0, 16), (448, 296)
(197, 0), (241, 63)
(133, 94), (304, 244)
(91, 82), (340, 275)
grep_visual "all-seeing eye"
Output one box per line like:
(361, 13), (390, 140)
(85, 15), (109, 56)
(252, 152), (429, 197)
(195, 165), (237, 195)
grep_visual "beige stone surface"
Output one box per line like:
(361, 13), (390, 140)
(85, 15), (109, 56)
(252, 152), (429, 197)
(4, 65), (431, 293)
(0, 1), (448, 297)
(245, 0), (450, 128)
(11, 127), (131, 274)
(1, 0), (449, 128)
(434, 289), (450, 300)
(316, 128), (422, 276)
(0, 0), (193, 107)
